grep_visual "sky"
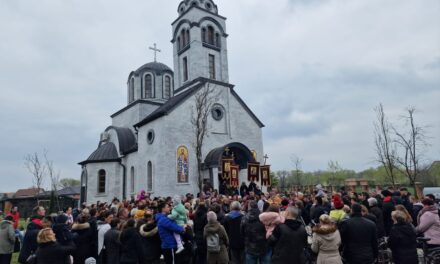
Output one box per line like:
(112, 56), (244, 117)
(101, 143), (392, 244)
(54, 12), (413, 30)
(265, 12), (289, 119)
(0, 0), (439, 192)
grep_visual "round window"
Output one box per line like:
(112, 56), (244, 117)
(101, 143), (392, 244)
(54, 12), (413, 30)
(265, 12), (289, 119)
(211, 106), (224, 121)
(147, 130), (155, 144)
(206, 3), (212, 9)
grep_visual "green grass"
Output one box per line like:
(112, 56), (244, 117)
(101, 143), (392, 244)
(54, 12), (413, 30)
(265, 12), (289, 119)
(11, 253), (19, 264)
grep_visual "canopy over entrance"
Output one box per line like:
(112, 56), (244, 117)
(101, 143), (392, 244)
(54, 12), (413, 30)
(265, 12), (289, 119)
(204, 142), (255, 170)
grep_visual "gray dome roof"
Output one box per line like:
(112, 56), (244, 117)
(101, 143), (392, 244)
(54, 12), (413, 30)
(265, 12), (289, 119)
(136, 62), (173, 74)
(105, 126), (137, 155)
(128, 61), (173, 82)
(79, 142), (119, 165)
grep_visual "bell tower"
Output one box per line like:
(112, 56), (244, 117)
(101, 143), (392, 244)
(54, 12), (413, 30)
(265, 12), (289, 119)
(172, 0), (229, 88)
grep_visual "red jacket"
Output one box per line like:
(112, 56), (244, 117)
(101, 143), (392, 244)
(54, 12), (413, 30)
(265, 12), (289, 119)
(8, 211), (20, 229)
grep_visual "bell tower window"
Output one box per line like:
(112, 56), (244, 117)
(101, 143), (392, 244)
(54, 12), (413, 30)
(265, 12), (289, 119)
(207, 26), (215, 45)
(144, 74), (153, 98)
(183, 57), (188, 82)
(209, 54), (216, 80)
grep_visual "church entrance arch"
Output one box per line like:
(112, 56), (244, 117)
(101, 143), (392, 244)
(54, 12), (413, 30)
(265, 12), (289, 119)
(204, 142), (255, 189)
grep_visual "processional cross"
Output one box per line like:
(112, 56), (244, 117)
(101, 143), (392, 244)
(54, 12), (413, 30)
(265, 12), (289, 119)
(263, 154), (269, 165)
(149, 43), (161, 62)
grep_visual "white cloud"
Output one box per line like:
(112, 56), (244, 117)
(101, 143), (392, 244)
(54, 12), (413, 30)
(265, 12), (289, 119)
(0, 0), (439, 191)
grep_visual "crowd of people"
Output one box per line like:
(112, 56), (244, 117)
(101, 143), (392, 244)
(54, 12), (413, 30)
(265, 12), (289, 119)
(0, 182), (440, 264)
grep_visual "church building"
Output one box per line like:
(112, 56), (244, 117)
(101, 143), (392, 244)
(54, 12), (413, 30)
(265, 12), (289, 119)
(79, 0), (265, 203)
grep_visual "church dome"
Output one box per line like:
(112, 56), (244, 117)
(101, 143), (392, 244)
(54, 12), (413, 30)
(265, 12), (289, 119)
(178, 0), (218, 15)
(127, 61), (174, 103)
(135, 61), (173, 76)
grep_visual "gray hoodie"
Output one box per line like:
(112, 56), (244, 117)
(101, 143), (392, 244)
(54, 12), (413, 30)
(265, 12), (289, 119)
(0, 220), (15, 254)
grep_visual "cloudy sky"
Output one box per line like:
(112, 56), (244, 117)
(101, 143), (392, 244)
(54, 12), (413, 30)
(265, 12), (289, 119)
(1, 0), (439, 192)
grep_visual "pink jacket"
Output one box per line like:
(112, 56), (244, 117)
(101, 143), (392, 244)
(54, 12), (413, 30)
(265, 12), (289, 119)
(259, 212), (285, 238)
(416, 206), (440, 245)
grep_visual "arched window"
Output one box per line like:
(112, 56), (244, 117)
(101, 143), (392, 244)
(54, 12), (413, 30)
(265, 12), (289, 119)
(144, 74), (153, 98)
(147, 161), (153, 192)
(185, 29), (190, 46)
(129, 78), (134, 103)
(130, 167), (135, 193)
(177, 37), (181, 51)
(207, 26), (215, 45)
(164, 76), (171, 99)
(181, 29), (186, 48)
(215, 33), (221, 48)
(98, 169), (106, 193)
(201, 28), (207, 43)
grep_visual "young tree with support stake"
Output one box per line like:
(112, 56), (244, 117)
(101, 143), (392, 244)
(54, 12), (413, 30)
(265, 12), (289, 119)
(191, 84), (216, 193)
(24, 151), (46, 203)
(394, 107), (428, 200)
(374, 103), (398, 188)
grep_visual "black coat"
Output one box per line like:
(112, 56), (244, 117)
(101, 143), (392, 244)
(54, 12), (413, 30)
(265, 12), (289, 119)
(224, 211), (245, 250)
(370, 206), (386, 238)
(52, 223), (73, 246)
(269, 219), (307, 264)
(388, 223), (418, 264)
(120, 227), (145, 264)
(71, 222), (95, 264)
(240, 208), (268, 257)
(18, 220), (42, 264)
(340, 214), (378, 264)
(382, 198), (395, 236)
(35, 241), (76, 264)
(193, 209), (208, 250)
(139, 223), (162, 262)
(103, 228), (121, 264)
(311, 204), (330, 224)
(239, 185), (248, 197)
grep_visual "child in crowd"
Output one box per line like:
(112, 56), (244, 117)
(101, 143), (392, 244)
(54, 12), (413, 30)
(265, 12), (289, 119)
(168, 195), (189, 253)
(259, 204), (285, 238)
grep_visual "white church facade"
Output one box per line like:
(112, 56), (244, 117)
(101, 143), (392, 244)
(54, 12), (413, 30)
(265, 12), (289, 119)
(79, 0), (265, 203)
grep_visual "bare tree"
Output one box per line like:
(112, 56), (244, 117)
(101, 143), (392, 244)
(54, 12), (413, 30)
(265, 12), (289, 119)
(291, 155), (303, 186)
(45, 151), (61, 212)
(327, 160), (342, 186)
(24, 151), (46, 197)
(374, 103), (398, 187)
(394, 107), (428, 199)
(276, 170), (290, 193)
(191, 84), (216, 192)
(44, 151), (60, 192)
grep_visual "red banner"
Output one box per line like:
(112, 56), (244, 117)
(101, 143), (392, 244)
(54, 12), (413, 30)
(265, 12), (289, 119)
(247, 162), (260, 182)
(260, 165), (271, 186)
(230, 165), (240, 187)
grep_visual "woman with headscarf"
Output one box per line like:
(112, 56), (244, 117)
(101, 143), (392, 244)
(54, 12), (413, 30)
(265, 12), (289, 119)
(204, 211), (229, 264)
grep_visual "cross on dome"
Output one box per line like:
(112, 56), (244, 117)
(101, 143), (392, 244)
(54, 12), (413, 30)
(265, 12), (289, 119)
(149, 43), (161, 62)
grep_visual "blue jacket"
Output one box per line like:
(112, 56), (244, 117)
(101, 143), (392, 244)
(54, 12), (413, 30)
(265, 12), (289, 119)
(155, 213), (184, 249)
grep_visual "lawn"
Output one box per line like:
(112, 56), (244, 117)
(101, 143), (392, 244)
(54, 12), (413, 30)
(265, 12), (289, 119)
(11, 253), (19, 264)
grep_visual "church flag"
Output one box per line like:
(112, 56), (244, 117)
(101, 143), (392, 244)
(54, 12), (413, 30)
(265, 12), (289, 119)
(230, 165), (239, 188)
(222, 158), (233, 173)
(247, 162), (260, 182)
(260, 165), (271, 186)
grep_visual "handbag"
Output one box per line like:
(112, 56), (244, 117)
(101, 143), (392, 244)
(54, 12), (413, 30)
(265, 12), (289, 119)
(26, 253), (37, 264)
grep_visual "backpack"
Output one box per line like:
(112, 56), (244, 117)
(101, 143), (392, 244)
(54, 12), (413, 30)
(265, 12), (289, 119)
(206, 233), (220, 253)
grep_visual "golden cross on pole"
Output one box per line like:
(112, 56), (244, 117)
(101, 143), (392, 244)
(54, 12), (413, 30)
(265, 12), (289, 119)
(149, 43), (161, 62)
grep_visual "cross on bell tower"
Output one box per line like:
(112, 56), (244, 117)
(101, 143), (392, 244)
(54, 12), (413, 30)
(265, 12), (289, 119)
(149, 43), (161, 62)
